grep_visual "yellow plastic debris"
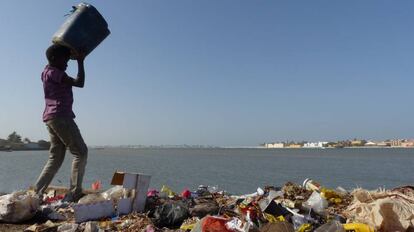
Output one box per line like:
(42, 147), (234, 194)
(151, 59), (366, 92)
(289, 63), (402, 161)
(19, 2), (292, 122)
(180, 217), (200, 231)
(160, 185), (175, 198)
(263, 213), (286, 223)
(263, 213), (278, 223)
(180, 223), (197, 231)
(276, 215), (286, 222)
(321, 188), (343, 204)
(343, 223), (375, 232)
(297, 223), (312, 232)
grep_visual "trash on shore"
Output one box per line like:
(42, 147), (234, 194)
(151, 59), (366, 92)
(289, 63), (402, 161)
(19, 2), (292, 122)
(343, 187), (414, 231)
(1, 174), (414, 231)
(0, 191), (40, 223)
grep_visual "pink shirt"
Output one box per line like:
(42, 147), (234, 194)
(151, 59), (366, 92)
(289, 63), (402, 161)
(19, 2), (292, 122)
(41, 65), (75, 122)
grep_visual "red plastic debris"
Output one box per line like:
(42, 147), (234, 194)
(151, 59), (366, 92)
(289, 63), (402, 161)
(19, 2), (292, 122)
(147, 189), (159, 197)
(44, 194), (65, 204)
(181, 189), (191, 198)
(91, 180), (102, 190)
(202, 216), (233, 232)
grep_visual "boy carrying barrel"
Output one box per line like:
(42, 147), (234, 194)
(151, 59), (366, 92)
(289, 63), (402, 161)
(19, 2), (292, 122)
(34, 44), (87, 202)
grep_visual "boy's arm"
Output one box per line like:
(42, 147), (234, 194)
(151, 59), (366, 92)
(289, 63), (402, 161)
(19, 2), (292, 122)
(62, 56), (85, 88)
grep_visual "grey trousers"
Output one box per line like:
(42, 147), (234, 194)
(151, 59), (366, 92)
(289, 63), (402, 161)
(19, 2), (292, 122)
(35, 118), (88, 198)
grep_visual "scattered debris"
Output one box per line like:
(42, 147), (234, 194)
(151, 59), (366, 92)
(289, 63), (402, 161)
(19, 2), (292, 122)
(343, 187), (414, 231)
(0, 191), (40, 223)
(3, 175), (414, 231)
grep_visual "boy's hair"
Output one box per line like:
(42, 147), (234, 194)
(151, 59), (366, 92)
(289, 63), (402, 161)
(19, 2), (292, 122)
(46, 44), (71, 63)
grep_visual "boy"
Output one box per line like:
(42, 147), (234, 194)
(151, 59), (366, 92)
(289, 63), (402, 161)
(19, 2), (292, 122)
(35, 44), (87, 202)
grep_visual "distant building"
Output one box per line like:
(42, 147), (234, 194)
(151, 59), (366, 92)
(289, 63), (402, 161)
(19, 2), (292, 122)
(376, 141), (390, 147)
(303, 142), (327, 148)
(365, 141), (377, 146)
(264, 143), (284, 148)
(401, 140), (414, 147)
(351, 140), (364, 146)
(390, 139), (403, 147)
(287, 144), (302, 148)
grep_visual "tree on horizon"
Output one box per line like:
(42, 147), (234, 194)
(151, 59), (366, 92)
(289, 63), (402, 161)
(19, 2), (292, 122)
(7, 131), (22, 143)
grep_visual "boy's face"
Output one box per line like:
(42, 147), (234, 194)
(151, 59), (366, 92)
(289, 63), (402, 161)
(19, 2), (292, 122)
(52, 55), (70, 71)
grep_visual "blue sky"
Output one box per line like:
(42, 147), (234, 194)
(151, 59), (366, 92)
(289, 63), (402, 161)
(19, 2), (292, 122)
(0, 1), (413, 146)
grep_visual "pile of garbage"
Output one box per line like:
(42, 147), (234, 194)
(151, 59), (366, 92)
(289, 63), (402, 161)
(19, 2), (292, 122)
(1, 179), (414, 232)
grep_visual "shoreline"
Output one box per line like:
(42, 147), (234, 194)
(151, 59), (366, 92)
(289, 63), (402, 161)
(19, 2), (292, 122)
(91, 146), (414, 149)
(2, 146), (414, 151)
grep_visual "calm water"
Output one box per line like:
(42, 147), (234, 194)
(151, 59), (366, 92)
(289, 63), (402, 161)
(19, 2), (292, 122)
(0, 148), (413, 194)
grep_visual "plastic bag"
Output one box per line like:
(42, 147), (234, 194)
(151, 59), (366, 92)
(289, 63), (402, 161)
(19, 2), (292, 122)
(181, 189), (191, 198)
(77, 193), (106, 204)
(292, 214), (308, 230)
(190, 218), (204, 232)
(259, 221), (295, 232)
(225, 217), (250, 232)
(39, 205), (66, 221)
(147, 189), (159, 197)
(102, 185), (125, 200)
(152, 202), (189, 228)
(0, 191), (40, 223)
(303, 191), (328, 214)
(189, 199), (219, 218)
(160, 185), (176, 198)
(201, 216), (233, 232)
(314, 221), (345, 232)
(57, 223), (78, 232)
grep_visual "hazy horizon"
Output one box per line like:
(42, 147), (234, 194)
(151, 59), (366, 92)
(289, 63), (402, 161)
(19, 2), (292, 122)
(1, 1), (413, 146)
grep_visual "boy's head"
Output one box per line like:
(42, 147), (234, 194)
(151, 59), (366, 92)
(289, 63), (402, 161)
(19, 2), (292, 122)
(46, 44), (71, 71)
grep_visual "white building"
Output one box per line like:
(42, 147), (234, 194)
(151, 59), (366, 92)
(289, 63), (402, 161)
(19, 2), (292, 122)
(365, 141), (377, 146)
(264, 143), (284, 148)
(303, 142), (327, 148)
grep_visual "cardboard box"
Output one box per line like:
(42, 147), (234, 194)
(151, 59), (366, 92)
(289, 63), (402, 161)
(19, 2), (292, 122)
(73, 171), (151, 223)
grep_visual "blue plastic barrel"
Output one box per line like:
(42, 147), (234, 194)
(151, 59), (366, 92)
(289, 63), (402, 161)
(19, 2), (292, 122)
(52, 3), (110, 59)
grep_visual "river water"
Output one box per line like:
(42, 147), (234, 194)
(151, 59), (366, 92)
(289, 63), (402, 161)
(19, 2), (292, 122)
(0, 148), (413, 194)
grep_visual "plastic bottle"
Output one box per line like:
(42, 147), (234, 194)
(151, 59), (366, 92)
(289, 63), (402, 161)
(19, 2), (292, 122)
(303, 178), (322, 192)
(52, 3), (110, 59)
(343, 223), (375, 232)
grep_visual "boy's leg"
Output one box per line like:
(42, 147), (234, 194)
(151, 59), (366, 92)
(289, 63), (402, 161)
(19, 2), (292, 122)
(47, 118), (88, 200)
(66, 119), (88, 199)
(34, 121), (67, 195)
(41, 118), (88, 200)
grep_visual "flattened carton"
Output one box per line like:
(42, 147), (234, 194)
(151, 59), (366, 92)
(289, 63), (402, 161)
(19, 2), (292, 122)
(73, 171), (151, 223)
